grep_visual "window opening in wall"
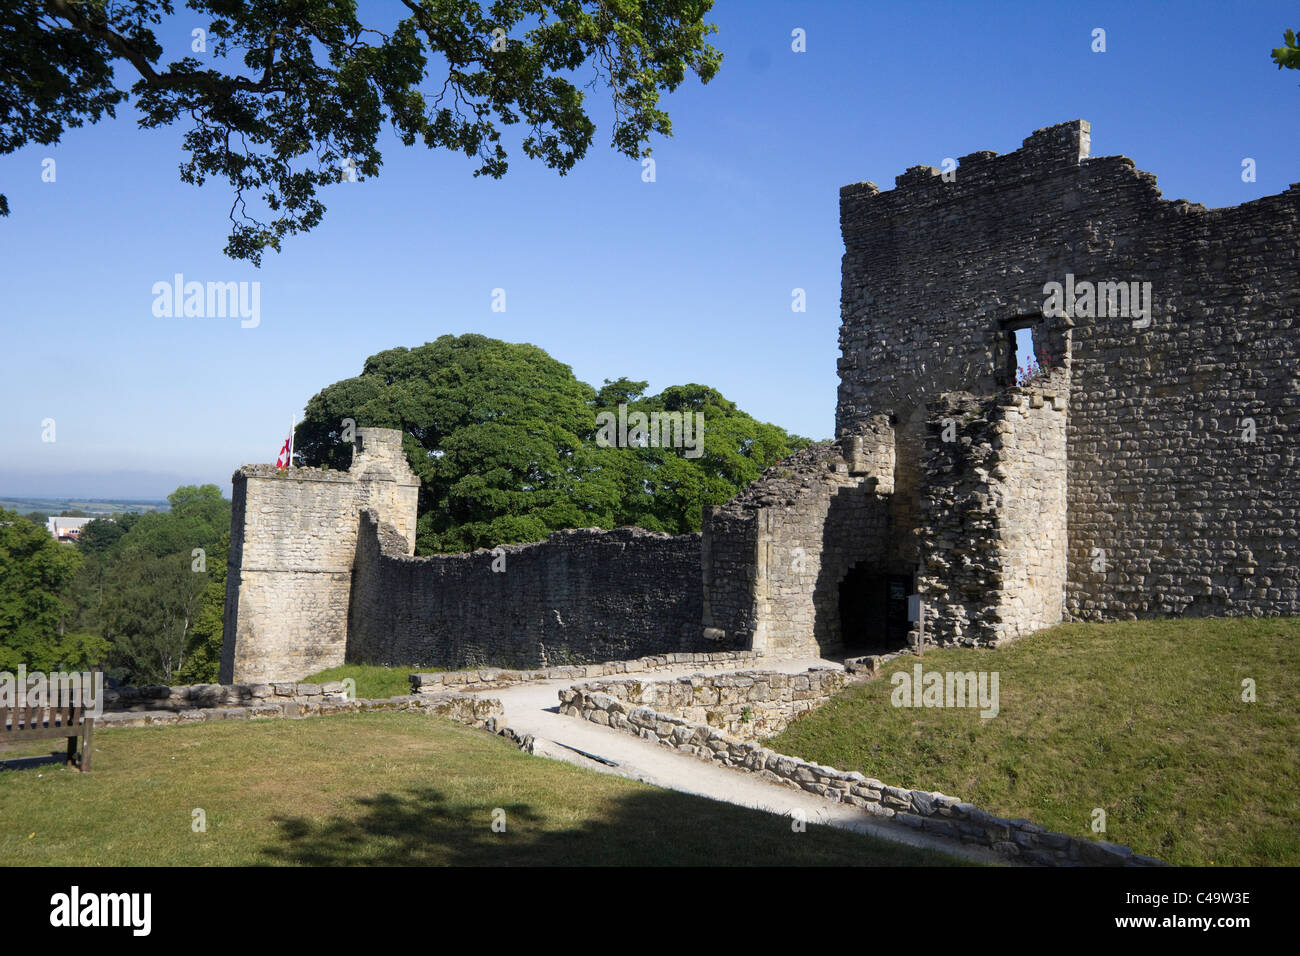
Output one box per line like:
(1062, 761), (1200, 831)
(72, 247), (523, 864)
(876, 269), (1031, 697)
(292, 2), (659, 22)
(1014, 328), (1040, 385)
(999, 316), (1046, 387)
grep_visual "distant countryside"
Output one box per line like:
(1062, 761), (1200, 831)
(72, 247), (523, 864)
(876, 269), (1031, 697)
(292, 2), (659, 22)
(0, 498), (169, 517)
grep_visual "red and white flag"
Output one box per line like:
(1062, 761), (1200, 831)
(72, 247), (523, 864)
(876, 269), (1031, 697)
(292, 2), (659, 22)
(276, 417), (295, 470)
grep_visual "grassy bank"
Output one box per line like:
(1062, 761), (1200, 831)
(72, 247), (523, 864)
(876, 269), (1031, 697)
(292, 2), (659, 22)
(769, 617), (1300, 866)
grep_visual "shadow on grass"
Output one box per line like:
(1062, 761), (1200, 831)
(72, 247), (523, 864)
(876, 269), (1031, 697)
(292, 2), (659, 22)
(261, 785), (962, 866)
(0, 751), (71, 773)
(263, 788), (544, 866)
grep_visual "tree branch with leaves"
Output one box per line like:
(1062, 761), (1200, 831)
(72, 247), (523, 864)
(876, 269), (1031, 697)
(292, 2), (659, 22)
(1273, 28), (1300, 73)
(4, 0), (721, 263)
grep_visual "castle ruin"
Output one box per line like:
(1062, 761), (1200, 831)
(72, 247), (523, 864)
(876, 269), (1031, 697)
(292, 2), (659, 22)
(222, 120), (1300, 683)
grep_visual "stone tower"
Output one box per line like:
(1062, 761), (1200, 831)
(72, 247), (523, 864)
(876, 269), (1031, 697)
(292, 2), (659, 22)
(702, 119), (1299, 658)
(219, 427), (419, 684)
(836, 119), (1299, 638)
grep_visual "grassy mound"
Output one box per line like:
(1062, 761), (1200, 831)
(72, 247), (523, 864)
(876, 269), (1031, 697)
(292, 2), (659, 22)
(768, 617), (1300, 866)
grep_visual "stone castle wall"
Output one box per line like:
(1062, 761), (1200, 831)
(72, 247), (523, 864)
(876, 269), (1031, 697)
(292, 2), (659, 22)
(219, 428), (419, 684)
(1062, 176), (1300, 620)
(408, 650), (764, 694)
(917, 375), (1070, 646)
(98, 682), (502, 732)
(347, 510), (707, 670)
(700, 417), (898, 658)
(560, 667), (849, 741)
(838, 119), (1300, 623)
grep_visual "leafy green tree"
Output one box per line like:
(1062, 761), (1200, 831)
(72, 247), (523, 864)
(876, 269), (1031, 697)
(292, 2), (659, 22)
(5, 0), (721, 262)
(76, 514), (133, 559)
(298, 334), (620, 552)
(595, 376), (650, 407)
(297, 335), (810, 551)
(67, 488), (231, 684)
(67, 514), (137, 637)
(0, 508), (108, 671)
(100, 552), (207, 684)
(1274, 28), (1300, 71)
(176, 532), (228, 684)
(115, 485), (229, 559)
(597, 382), (812, 533)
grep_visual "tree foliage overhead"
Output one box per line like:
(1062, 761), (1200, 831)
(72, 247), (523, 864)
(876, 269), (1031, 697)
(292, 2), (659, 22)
(6, 0), (721, 261)
(1274, 28), (1300, 72)
(296, 334), (811, 553)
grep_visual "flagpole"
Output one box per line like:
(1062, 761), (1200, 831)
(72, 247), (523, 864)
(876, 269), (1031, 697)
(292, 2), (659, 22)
(289, 415), (295, 469)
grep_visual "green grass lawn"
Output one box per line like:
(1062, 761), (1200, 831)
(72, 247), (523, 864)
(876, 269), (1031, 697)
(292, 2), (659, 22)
(0, 712), (968, 866)
(769, 617), (1300, 867)
(300, 664), (430, 700)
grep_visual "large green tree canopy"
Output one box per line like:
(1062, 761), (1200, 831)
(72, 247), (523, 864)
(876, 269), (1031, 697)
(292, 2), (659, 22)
(5, 0), (721, 262)
(296, 334), (811, 553)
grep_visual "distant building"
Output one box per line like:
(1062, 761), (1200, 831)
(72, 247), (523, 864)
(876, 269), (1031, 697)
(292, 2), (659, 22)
(47, 516), (97, 542)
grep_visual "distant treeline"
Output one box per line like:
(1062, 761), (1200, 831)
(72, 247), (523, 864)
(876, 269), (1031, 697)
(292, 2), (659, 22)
(0, 486), (229, 685)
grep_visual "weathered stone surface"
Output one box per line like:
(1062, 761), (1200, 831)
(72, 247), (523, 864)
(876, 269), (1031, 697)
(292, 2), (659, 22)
(349, 518), (707, 674)
(1079, 840), (1136, 866)
(700, 417), (897, 658)
(839, 120), (1300, 640)
(910, 791), (936, 815)
(221, 428), (420, 683)
(570, 668), (848, 742)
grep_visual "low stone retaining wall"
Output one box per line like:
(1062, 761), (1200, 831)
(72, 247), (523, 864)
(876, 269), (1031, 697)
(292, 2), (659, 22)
(563, 668), (848, 740)
(560, 678), (1163, 867)
(105, 680), (350, 712)
(410, 650), (763, 693)
(98, 692), (503, 731)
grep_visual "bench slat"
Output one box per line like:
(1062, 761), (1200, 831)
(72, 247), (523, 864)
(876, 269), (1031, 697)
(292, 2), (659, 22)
(0, 704), (92, 772)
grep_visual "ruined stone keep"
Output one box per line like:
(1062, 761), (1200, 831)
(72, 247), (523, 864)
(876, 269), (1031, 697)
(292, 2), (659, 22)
(222, 121), (1299, 682)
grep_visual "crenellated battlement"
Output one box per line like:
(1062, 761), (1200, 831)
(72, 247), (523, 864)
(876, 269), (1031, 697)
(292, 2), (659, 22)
(838, 119), (1300, 631)
(840, 120), (1092, 216)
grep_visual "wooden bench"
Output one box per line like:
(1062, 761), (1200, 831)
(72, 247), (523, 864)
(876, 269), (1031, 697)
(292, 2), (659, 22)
(0, 705), (94, 771)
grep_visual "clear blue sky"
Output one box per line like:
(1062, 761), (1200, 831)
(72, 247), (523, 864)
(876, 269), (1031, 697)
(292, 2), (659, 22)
(3, 0), (1296, 498)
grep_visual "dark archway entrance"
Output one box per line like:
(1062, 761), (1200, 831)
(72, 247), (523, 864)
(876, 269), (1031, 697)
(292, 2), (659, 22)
(838, 565), (913, 654)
